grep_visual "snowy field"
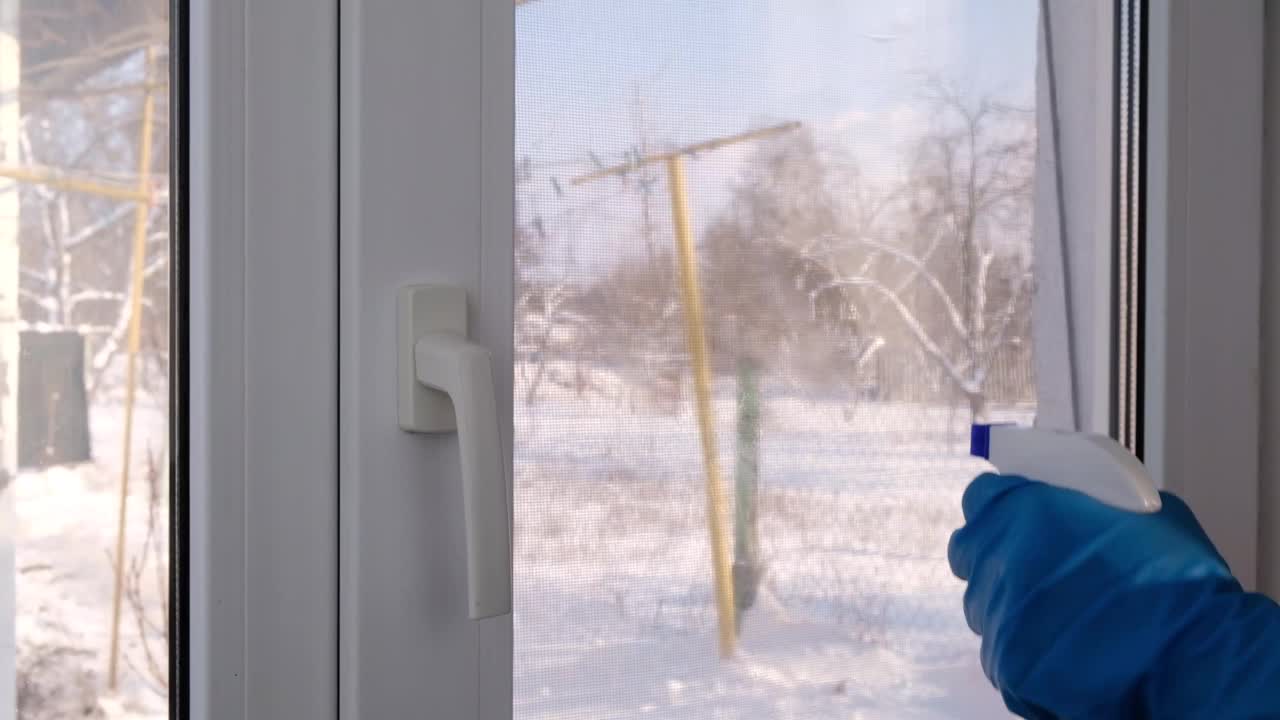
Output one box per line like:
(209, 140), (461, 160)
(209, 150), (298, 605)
(9, 363), (1029, 719)
(13, 399), (168, 719)
(514, 364), (1030, 719)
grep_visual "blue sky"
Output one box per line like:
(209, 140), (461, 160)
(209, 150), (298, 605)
(516, 0), (1039, 269)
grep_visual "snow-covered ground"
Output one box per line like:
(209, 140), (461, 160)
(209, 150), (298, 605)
(514, 364), (1029, 719)
(8, 362), (1028, 719)
(13, 399), (168, 719)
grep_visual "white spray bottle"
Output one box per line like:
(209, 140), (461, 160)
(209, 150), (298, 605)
(970, 424), (1162, 513)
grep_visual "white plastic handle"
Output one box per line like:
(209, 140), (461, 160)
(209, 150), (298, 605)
(413, 332), (512, 620)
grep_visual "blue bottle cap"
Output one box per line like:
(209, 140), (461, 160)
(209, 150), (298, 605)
(970, 423), (992, 459)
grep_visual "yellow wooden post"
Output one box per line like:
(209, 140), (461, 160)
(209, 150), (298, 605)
(0, 164), (148, 202)
(569, 121), (799, 659)
(665, 154), (736, 658)
(107, 46), (156, 691)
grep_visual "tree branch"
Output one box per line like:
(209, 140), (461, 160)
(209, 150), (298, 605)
(813, 276), (978, 394)
(18, 288), (58, 317)
(61, 202), (134, 251)
(852, 237), (969, 341)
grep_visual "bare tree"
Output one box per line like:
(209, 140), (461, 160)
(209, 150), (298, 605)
(517, 83), (1035, 419)
(518, 93), (687, 408)
(124, 445), (168, 697)
(700, 128), (873, 386)
(805, 86), (1036, 420)
(12, 2), (171, 707)
(514, 157), (607, 405)
(17, 0), (170, 400)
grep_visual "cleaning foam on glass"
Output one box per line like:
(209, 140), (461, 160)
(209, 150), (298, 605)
(970, 424), (1162, 513)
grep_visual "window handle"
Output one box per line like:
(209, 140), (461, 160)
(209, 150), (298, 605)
(398, 285), (512, 619)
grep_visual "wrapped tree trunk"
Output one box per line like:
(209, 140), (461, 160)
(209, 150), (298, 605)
(732, 356), (762, 632)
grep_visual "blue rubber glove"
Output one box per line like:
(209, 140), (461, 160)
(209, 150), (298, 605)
(948, 473), (1280, 719)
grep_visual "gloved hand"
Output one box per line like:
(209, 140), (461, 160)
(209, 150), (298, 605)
(948, 473), (1280, 720)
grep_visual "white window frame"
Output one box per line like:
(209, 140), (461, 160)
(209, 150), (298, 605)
(188, 0), (338, 717)
(1146, 0), (1265, 591)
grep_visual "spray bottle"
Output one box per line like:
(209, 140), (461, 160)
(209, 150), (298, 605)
(970, 424), (1162, 513)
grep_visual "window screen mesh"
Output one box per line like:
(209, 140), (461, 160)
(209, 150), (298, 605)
(515, 2), (1037, 716)
(1112, 0), (1146, 456)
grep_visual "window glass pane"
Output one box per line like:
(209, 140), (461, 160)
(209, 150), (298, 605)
(514, 1), (1043, 717)
(0, 2), (171, 717)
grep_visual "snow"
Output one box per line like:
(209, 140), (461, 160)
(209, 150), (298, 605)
(13, 399), (168, 719)
(514, 364), (1028, 719)
(8, 362), (1027, 719)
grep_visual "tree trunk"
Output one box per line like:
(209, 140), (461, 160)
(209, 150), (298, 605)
(732, 357), (762, 633)
(967, 389), (988, 425)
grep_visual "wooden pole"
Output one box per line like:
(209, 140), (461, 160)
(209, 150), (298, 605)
(107, 46), (156, 692)
(0, 164), (149, 203)
(666, 154), (736, 658)
(570, 122), (800, 187)
(569, 122), (800, 658)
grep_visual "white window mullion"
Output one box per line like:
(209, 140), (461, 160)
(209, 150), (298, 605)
(190, 0), (339, 716)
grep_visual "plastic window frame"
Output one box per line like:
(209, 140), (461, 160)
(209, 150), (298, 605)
(1144, 0), (1264, 590)
(186, 0), (339, 716)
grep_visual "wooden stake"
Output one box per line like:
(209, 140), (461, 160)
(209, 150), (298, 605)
(666, 154), (736, 658)
(0, 163), (149, 203)
(569, 122), (800, 659)
(107, 46), (156, 692)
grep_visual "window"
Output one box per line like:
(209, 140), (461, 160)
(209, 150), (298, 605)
(514, 1), (1040, 716)
(2, 2), (171, 717)
(337, 0), (1270, 714)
